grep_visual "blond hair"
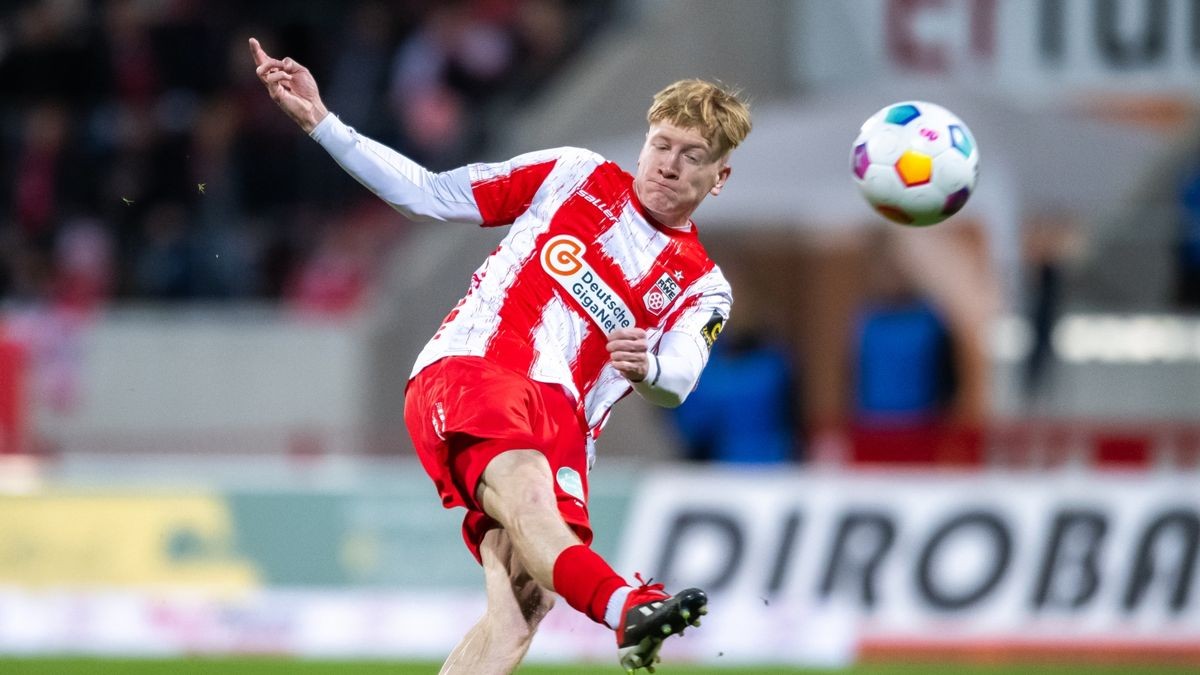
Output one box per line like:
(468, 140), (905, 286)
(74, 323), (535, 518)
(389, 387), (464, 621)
(647, 79), (752, 159)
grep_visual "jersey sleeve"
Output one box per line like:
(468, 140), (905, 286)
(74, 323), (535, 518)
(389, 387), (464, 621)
(631, 267), (733, 407)
(310, 114), (482, 223)
(467, 147), (597, 227)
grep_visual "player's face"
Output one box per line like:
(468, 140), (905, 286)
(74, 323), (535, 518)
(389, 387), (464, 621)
(635, 122), (731, 229)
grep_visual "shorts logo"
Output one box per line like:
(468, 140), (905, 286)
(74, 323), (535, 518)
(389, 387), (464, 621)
(643, 272), (682, 316)
(540, 235), (634, 333)
(431, 401), (447, 440)
(556, 466), (586, 503)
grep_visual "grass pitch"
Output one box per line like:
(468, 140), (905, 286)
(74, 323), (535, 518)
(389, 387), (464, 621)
(0, 659), (1197, 674)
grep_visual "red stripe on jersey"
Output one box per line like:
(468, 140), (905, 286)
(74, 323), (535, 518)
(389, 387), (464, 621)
(481, 236), (560, 377)
(472, 159), (557, 226)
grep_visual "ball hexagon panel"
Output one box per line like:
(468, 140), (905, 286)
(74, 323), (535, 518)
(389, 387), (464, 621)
(932, 151), (971, 193)
(865, 127), (904, 165)
(861, 163), (905, 204)
(899, 183), (950, 226)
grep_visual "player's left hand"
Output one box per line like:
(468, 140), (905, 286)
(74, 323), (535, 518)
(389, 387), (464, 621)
(608, 327), (650, 382)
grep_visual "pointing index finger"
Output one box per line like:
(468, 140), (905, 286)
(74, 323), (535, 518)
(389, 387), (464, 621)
(248, 37), (270, 67)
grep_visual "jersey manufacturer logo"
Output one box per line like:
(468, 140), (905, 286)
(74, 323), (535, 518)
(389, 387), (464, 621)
(541, 234), (634, 333)
(643, 272), (682, 316)
(578, 189), (619, 224)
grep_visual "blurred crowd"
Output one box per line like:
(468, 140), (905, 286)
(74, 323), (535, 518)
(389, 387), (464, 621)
(0, 0), (617, 315)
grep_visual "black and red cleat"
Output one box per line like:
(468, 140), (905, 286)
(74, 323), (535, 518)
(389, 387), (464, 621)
(615, 575), (707, 673)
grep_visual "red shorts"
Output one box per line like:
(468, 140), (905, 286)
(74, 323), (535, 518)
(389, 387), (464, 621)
(404, 356), (593, 563)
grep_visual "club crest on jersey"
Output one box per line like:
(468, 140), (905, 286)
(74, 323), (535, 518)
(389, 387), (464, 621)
(541, 234), (634, 332)
(643, 272), (682, 316)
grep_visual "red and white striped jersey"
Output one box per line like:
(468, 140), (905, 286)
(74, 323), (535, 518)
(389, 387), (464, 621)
(410, 147), (732, 437)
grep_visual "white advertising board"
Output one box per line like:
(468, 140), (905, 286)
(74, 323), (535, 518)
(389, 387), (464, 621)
(1, 469), (1197, 666)
(618, 467), (1200, 662)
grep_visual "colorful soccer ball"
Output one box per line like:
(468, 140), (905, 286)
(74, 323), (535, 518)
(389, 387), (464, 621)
(850, 101), (979, 227)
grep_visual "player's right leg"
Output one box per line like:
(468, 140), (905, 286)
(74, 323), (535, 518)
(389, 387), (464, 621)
(439, 528), (554, 675)
(405, 357), (706, 672)
(475, 449), (587, 587)
(477, 450), (706, 673)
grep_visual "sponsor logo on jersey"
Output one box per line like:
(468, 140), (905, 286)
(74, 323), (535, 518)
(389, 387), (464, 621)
(541, 234), (634, 333)
(701, 310), (725, 349)
(643, 272), (682, 316)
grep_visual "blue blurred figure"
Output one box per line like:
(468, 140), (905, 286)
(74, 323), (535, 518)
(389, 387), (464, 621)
(670, 331), (797, 463)
(853, 297), (954, 423)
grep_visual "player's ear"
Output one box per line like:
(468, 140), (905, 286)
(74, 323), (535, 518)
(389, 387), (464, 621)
(710, 164), (731, 196)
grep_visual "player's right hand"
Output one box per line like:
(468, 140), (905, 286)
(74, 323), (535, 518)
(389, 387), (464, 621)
(608, 327), (651, 383)
(249, 37), (329, 134)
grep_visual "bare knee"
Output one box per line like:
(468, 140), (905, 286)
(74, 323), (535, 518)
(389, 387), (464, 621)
(480, 589), (553, 650)
(517, 579), (556, 629)
(478, 450), (558, 523)
(480, 529), (557, 637)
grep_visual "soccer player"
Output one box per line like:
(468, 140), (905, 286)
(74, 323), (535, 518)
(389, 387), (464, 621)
(250, 37), (751, 674)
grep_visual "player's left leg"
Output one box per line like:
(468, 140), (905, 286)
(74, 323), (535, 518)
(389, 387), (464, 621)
(439, 527), (555, 675)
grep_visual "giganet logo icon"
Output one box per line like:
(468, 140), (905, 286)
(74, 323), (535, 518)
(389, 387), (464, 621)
(540, 234), (633, 333)
(542, 234), (585, 276)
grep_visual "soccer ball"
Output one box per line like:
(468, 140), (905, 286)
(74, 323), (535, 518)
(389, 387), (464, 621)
(850, 101), (979, 227)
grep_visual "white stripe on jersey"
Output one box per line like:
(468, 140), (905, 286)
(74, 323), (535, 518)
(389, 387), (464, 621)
(594, 201), (672, 288)
(529, 294), (586, 402)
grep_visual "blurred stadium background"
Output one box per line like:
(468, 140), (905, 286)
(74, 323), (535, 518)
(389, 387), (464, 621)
(2, 0), (1200, 672)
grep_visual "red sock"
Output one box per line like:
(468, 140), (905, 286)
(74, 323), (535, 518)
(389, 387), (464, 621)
(552, 544), (628, 625)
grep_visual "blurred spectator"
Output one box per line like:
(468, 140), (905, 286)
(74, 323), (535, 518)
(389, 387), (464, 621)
(285, 201), (398, 319)
(670, 328), (798, 464)
(811, 223), (998, 466)
(325, 1), (395, 138)
(1021, 213), (1084, 399)
(12, 103), (71, 241)
(387, 0), (516, 167)
(0, 0), (615, 310)
(132, 202), (193, 299)
(0, 216), (112, 419)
